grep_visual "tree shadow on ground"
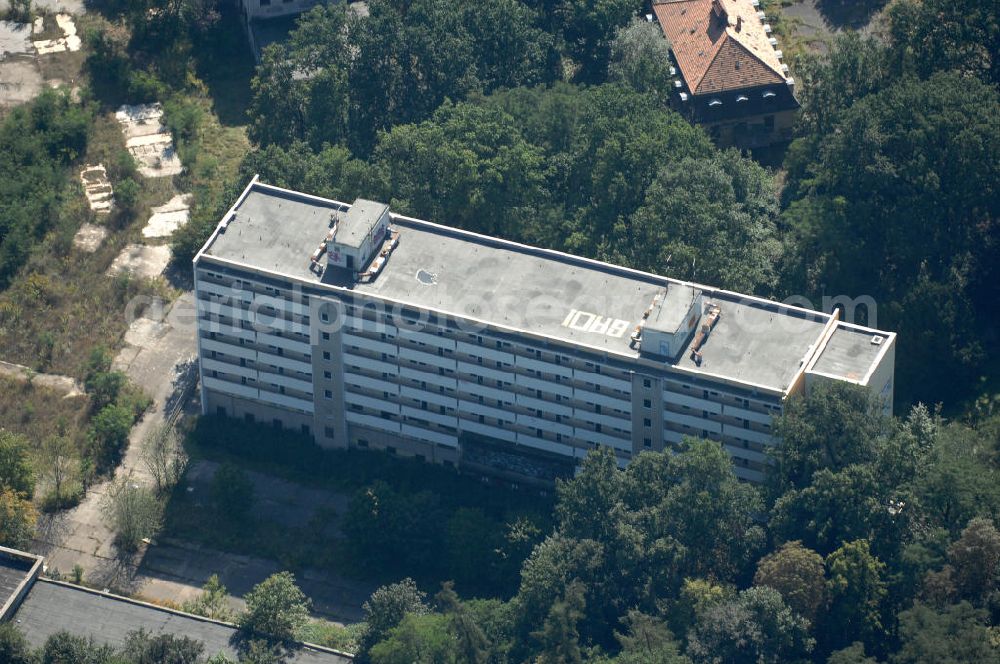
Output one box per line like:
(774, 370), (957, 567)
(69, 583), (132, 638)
(193, 3), (256, 128)
(814, 0), (888, 31)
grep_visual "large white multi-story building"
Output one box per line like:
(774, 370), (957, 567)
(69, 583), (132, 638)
(193, 179), (896, 484)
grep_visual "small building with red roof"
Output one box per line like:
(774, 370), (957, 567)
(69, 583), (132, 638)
(651, 0), (799, 148)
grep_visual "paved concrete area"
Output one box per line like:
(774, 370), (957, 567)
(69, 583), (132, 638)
(73, 223), (109, 252)
(31, 13), (81, 54)
(80, 164), (113, 213)
(0, 359), (84, 397)
(107, 244), (172, 279)
(32, 294), (199, 584)
(29, 293), (374, 625)
(143, 193), (192, 238)
(780, 0), (883, 54)
(0, 0), (86, 13)
(0, 21), (42, 106)
(115, 104), (183, 178)
(0, 19), (31, 57)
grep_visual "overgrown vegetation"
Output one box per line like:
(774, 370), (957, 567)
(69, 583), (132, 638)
(343, 385), (1000, 662)
(165, 416), (551, 595)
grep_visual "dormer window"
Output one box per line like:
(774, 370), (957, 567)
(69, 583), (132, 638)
(708, 99), (722, 107)
(762, 91), (777, 99)
(736, 95), (749, 103)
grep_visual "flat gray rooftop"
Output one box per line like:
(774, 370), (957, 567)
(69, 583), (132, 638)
(199, 183), (887, 393)
(13, 580), (350, 663)
(811, 324), (887, 383)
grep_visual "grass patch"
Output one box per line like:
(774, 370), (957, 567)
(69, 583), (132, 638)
(0, 230), (171, 378)
(0, 375), (90, 449)
(297, 620), (365, 652)
(162, 492), (345, 572)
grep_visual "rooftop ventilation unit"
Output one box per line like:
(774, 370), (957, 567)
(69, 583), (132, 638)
(871, 335), (885, 346)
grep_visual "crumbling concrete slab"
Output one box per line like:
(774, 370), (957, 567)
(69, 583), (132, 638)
(115, 103), (183, 178)
(80, 164), (113, 213)
(0, 20), (32, 58)
(142, 194), (192, 238)
(107, 244), (171, 279)
(0, 0), (87, 13)
(32, 13), (80, 54)
(0, 58), (43, 106)
(73, 223), (108, 252)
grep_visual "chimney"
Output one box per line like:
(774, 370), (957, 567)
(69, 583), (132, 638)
(736, 15), (742, 31)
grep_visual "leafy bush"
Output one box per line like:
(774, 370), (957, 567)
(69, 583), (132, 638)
(210, 462), (254, 520)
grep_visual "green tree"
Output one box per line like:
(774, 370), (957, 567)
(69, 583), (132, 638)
(885, 0), (999, 86)
(39, 434), (81, 510)
(359, 578), (430, 657)
(946, 517), (1000, 605)
(239, 572), (311, 641)
(0, 487), (37, 548)
(436, 582), (488, 664)
(769, 464), (895, 555)
(551, 0), (644, 81)
(767, 382), (885, 497)
(823, 540), (887, 653)
(626, 150), (781, 293)
(911, 421), (1000, 536)
(100, 477), (162, 552)
(368, 101), (549, 240)
(892, 601), (998, 663)
(782, 73), (1000, 408)
(39, 630), (115, 664)
(444, 507), (505, 594)
(86, 403), (134, 469)
(612, 610), (690, 664)
(210, 463), (254, 521)
(120, 628), (205, 664)
(0, 430), (35, 498)
(686, 587), (814, 664)
(531, 580), (587, 664)
(460, 0), (558, 92)
(555, 445), (623, 544)
(826, 642), (879, 664)
(0, 621), (33, 664)
(608, 18), (674, 98)
(368, 612), (456, 664)
(181, 574), (235, 622)
(342, 481), (444, 573)
(753, 540), (827, 623)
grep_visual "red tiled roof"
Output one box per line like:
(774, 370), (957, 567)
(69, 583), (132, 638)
(652, 0), (785, 95)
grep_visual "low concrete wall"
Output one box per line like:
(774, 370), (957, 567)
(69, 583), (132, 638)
(0, 545), (43, 622)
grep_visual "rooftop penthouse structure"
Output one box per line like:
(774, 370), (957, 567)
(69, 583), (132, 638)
(193, 179), (896, 484)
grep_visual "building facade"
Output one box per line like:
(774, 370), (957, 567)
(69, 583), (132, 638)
(652, 0), (799, 148)
(193, 180), (896, 485)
